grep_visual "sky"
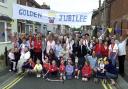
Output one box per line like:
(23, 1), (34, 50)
(35, 0), (104, 12)
(35, 0), (104, 27)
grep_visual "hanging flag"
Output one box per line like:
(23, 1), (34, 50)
(108, 28), (112, 33)
(115, 28), (121, 34)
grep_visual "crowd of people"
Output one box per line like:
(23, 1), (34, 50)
(8, 31), (128, 85)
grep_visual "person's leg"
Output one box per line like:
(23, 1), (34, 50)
(37, 52), (42, 63)
(34, 52), (37, 63)
(118, 55), (125, 75)
(12, 61), (16, 71)
(121, 55), (125, 75)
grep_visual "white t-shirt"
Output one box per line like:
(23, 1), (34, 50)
(118, 39), (127, 56)
(8, 52), (15, 60)
(46, 40), (55, 53)
(109, 44), (118, 53)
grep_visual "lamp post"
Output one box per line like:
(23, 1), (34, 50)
(99, 0), (101, 26)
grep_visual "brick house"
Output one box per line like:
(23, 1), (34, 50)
(92, 0), (128, 35)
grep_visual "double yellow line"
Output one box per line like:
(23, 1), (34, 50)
(101, 81), (113, 89)
(2, 73), (25, 89)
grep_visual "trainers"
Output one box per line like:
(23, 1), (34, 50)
(9, 69), (12, 72)
(36, 74), (40, 78)
(85, 78), (88, 81)
(82, 78), (85, 81)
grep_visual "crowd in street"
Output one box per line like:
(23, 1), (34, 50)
(8, 31), (128, 85)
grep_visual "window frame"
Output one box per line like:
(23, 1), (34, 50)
(0, 20), (11, 43)
(0, 0), (6, 3)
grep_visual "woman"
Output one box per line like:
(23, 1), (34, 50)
(34, 35), (42, 63)
(103, 41), (109, 57)
(27, 36), (34, 59)
(46, 33), (55, 54)
(48, 49), (58, 64)
(118, 35), (128, 76)
(94, 39), (105, 58)
(108, 38), (118, 66)
(54, 41), (62, 58)
(105, 60), (118, 85)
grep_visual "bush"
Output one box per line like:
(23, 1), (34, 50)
(0, 54), (5, 60)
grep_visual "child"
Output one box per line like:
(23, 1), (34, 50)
(48, 60), (58, 78)
(74, 63), (80, 79)
(59, 59), (66, 80)
(43, 56), (50, 78)
(95, 58), (106, 83)
(14, 47), (20, 72)
(22, 58), (35, 73)
(82, 61), (92, 81)
(33, 59), (43, 78)
(8, 48), (16, 72)
(97, 58), (105, 74)
(65, 59), (74, 79)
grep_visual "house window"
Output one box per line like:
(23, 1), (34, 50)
(0, 0), (6, 3)
(0, 21), (12, 42)
(25, 24), (33, 35)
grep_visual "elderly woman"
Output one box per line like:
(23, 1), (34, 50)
(17, 47), (30, 74)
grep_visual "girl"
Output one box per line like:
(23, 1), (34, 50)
(65, 60), (74, 79)
(14, 47), (20, 72)
(43, 55), (50, 78)
(74, 63), (80, 79)
(59, 59), (66, 80)
(22, 58), (35, 73)
(82, 61), (92, 81)
(48, 60), (58, 78)
(8, 48), (16, 72)
(33, 59), (43, 78)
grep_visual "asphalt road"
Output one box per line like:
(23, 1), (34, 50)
(11, 75), (105, 89)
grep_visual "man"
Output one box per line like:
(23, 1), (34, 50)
(118, 34), (128, 76)
(77, 39), (87, 70)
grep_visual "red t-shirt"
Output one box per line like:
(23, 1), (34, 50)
(34, 40), (42, 53)
(82, 65), (92, 77)
(59, 64), (65, 73)
(103, 46), (109, 57)
(49, 65), (58, 72)
(43, 63), (49, 71)
(94, 44), (105, 56)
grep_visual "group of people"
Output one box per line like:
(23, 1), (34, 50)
(8, 31), (128, 85)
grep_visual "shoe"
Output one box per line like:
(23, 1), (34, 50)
(76, 76), (79, 79)
(36, 74), (41, 78)
(82, 78), (85, 81)
(9, 69), (12, 72)
(85, 78), (88, 81)
(63, 76), (66, 80)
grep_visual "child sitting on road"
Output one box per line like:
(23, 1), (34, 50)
(74, 63), (80, 79)
(82, 61), (92, 82)
(65, 59), (74, 79)
(43, 55), (50, 78)
(59, 58), (66, 80)
(33, 59), (43, 78)
(48, 60), (58, 78)
(95, 57), (107, 83)
(22, 58), (35, 73)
